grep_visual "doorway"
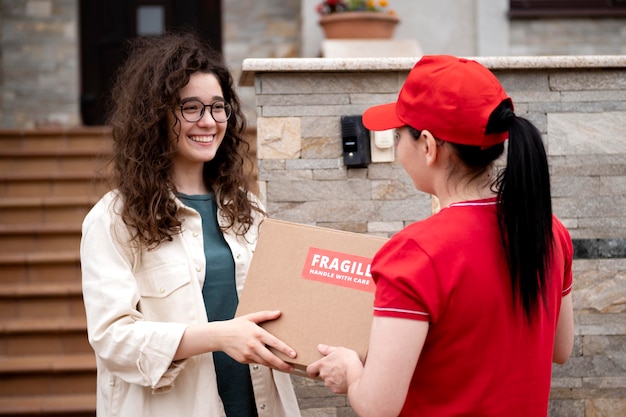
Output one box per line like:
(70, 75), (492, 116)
(79, 0), (222, 126)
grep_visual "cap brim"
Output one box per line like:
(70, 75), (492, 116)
(362, 102), (404, 131)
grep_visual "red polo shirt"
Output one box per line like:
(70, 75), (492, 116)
(372, 198), (573, 416)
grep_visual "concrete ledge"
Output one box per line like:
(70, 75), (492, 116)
(239, 55), (626, 86)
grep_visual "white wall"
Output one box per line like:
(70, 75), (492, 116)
(301, 0), (509, 58)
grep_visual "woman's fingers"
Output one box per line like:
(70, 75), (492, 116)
(306, 361), (321, 378)
(306, 345), (360, 394)
(262, 333), (297, 359)
(244, 309), (282, 324)
(243, 310), (297, 359)
(306, 344), (331, 377)
(254, 341), (295, 373)
(226, 311), (297, 372)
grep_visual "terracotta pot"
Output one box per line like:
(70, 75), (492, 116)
(319, 11), (400, 39)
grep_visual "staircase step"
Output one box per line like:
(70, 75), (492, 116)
(1, 171), (109, 183)
(0, 371), (96, 398)
(0, 281), (83, 317)
(0, 353), (95, 374)
(0, 126), (112, 153)
(0, 281), (84, 321)
(1, 317), (87, 334)
(0, 196), (97, 225)
(0, 251), (79, 265)
(0, 152), (110, 177)
(1, 317), (90, 358)
(0, 250), (80, 285)
(0, 393), (96, 415)
(0, 223), (81, 233)
(0, 176), (109, 199)
(0, 148), (106, 157)
(0, 282), (82, 297)
(0, 224), (81, 254)
(1, 307), (91, 366)
(0, 298), (84, 321)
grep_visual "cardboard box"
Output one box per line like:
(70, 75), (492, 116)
(235, 218), (388, 374)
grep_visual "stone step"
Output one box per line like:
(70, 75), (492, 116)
(0, 393), (96, 416)
(0, 150), (110, 177)
(2, 172), (101, 181)
(0, 127), (112, 153)
(1, 317), (87, 334)
(0, 281), (82, 297)
(0, 250), (80, 284)
(1, 317), (91, 357)
(0, 196), (98, 226)
(0, 174), (109, 199)
(0, 370), (96, 401)
(0, 223), (81, 254)
(0, 281), (83, 308)
(0, 353), (95, 374)
(0, 281), (84, 320)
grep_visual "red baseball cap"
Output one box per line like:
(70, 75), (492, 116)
(362, 55), (513, 148)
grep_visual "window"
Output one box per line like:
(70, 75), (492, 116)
(509, 0), (626, 18)
(136, 5), (165, 35)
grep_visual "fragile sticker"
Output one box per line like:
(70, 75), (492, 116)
(302, 247), (375, 293)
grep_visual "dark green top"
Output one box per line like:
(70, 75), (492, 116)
(178, 193), (258, 417)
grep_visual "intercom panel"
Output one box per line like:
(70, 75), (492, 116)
(341, 115), (371, 167)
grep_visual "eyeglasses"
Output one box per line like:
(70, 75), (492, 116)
(178, 99), (232, 123)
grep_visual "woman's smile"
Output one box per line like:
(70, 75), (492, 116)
(188, 134), (216, 144)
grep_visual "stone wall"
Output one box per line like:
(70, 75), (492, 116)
(241, 56), (626, 417)
(510, 18), (626, 56)
(222, 0), (301, 125)
(0, 0), (80, 128)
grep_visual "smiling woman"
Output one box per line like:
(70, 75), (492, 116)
(171, 72), (229, 190)
(80, 31), (301, 417)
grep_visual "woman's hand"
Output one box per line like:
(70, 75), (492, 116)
(216, 310), (296, 372)
(174, 310), (296, 373)
(306, 318), (428, 417)
(306, 344), (363, 394)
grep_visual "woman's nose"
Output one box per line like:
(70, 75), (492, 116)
(196, 109), (217, 126)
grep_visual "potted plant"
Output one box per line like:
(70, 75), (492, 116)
(316, 0), (400, 39)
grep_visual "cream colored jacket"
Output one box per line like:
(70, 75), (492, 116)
(80, 190), (301, 417)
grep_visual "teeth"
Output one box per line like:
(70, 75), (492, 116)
(189, 136), (213, 143)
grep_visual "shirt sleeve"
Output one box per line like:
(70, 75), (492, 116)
(554, 217), (574, 296)
(372, 234), (439, 322)
(80, 196), (189, 392)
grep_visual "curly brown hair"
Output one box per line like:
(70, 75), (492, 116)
(106, 31), (261, 249)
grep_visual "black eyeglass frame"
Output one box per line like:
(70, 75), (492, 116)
(178, 99), (232, 123)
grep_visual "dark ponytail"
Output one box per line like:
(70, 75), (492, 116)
(491, 101), (554, 322)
